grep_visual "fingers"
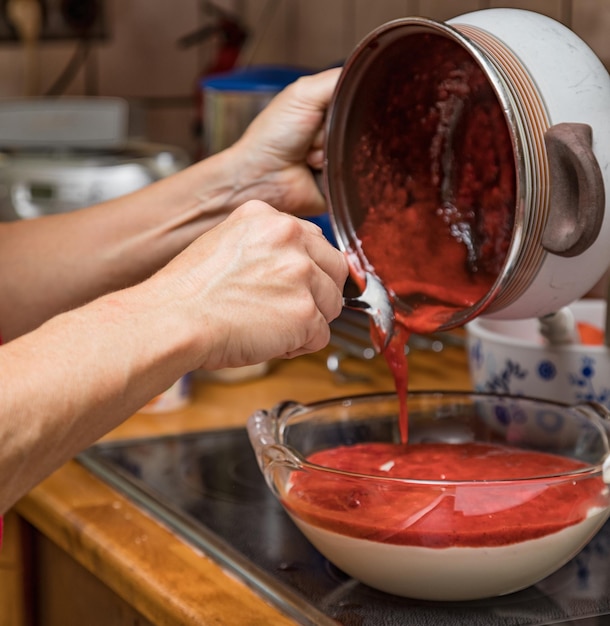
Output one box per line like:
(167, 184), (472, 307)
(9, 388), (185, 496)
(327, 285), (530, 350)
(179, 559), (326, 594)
(245, 67), (341, 156)
(306, 127), (326, 170)
(302, 226), (348, 318)
(287, 67), (342, 114)
(282, 322), (332, 360)
(310, 126), (325, 152)
(226, 68), (342, 218)
(235, 203), (347, 358)
(306, 150), (325, 171)
(177, 201), (348, 367)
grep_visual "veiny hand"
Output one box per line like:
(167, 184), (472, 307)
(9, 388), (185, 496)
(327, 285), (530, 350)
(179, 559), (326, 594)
(228, 67), (342, 217)
(151, 200), (348, 369)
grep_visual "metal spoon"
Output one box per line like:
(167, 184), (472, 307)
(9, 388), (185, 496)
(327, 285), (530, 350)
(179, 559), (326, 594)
(342, 271), (395, 350)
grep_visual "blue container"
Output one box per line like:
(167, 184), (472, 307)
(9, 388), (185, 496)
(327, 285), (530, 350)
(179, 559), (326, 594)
(201, 65), (312, 92)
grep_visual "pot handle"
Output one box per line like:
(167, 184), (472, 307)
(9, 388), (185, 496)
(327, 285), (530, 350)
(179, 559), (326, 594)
(542, 123), (605, 257)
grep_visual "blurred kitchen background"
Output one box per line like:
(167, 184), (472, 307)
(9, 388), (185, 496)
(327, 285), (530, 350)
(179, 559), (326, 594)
(0, 0), (607, 162)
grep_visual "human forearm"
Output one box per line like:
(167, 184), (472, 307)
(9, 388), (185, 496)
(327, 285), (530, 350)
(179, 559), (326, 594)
(0, 201), (347, 513)
(0, 69), (339, 340)
(0, 281), (200, 514)
(0, 149), (243, 339)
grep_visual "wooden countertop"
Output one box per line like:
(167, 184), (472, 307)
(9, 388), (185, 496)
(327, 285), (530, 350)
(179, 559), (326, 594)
(13, 339), (472, 625)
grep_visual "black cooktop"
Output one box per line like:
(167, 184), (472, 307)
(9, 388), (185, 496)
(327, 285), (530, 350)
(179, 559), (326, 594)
(78, 427), (610, 626)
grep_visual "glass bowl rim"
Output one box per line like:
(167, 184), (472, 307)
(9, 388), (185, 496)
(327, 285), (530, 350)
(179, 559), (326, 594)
(268, 389), (610, 487)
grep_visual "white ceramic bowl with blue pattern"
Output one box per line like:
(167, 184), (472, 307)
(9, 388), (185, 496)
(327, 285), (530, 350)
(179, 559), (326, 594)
(466, 300), (610, 408)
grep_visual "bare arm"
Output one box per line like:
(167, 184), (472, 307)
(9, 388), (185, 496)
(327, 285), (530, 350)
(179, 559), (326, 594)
(0, 201), (348, 513)
(0, 68), (341, 339)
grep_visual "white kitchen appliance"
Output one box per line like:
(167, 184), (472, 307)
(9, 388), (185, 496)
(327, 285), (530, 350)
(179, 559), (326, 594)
(0, 97), (189, 220)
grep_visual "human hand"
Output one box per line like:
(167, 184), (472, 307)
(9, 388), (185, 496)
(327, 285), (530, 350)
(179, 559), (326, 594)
(151, 200), (348, 369)
(227, 67), (341, 218)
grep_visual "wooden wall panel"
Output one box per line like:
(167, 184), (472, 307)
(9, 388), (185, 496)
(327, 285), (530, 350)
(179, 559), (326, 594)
(572, 0), (610, 68)
(350, 0), (415, 46)
(2, 0), (610, 155)
(486, 0), (572, 25)
(239, 0), (298, 66)
(418, 0), (490, 21)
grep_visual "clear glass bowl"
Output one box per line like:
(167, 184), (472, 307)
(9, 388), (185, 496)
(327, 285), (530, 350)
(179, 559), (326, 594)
(247, 391), (610, 600)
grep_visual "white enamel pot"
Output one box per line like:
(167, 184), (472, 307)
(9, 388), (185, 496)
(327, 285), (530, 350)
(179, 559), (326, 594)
(326, 8), (610, 331)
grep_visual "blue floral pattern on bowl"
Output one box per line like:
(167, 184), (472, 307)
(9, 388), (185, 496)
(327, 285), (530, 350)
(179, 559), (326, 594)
(480, 359), (528, 395)
(469, 336), (610, 408)
(537, 360), (556, 381)
(467, 302), (610, 410)
(569, 356), (610, 405)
